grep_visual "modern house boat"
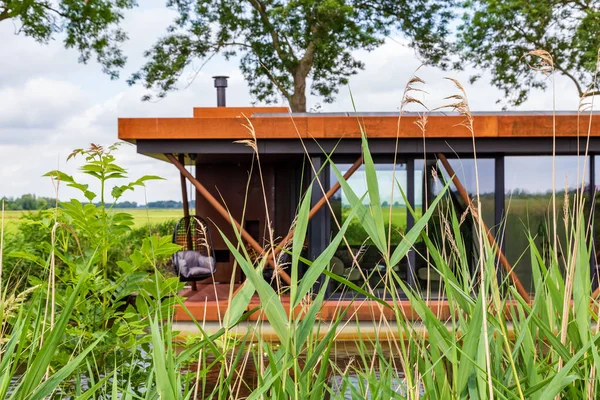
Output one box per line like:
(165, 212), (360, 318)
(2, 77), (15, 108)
(118, 79), (600, 328)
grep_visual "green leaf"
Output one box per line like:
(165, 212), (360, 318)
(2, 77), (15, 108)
(29, 335), (106, 400)
(538, 339), (591, 399)
(43, 170), (74, 183)
(573, 214), (591, 346)
(294, 201), (359, 308)
(329, 159), (385, 253)
(456, 295), (484, 395)
(219, 222), (290, 348)
(287, 249), (393, 310)
(322, 268), (392, 309)
(16, 256), (94, 397)
(84, 190), (96, 202)
(105, 172), (127, 180)
(224, 280), (256, 328)
(81, 164), (104, 173)
(389, 179), (451, 266)
(295, 278), (329, 352)
(68, 182), (89, 192)
(133, 175), (165, 186)
(111, 184), (129, 199)
(300, 306), (348, 379)
(360, 127), (387, 255)
(6, 251), (46, 267)
(150, 317), (179, 400)
(290, 184), (312, 306)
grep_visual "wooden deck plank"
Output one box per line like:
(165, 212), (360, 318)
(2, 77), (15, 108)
(174, 284), (455, 322)
(175, 284), (241, 322)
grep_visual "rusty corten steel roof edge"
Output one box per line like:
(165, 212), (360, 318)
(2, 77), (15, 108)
(252, 110), (600, 117)
(118, 111), (600, 142)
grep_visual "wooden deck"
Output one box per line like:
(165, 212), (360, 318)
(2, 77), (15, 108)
(175, 283), (452, 323)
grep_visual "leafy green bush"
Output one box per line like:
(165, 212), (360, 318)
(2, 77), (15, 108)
(111, 219), (179, 277)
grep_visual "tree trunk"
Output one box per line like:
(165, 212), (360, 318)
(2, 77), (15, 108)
(290, 70), (308, 112)
(290, 89), (307, 112)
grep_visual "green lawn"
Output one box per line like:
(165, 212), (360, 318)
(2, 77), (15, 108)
(2, 208), (184, 234)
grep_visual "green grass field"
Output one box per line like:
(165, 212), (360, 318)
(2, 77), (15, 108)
(2, 210), (23, 234)
(2, 208), (184, 234)
(121, 208), (184, 227)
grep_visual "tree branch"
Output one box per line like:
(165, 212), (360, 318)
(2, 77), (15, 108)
(210, 40), (291, 99)
(37, 2), (68, 18)
(257, 58), (292, 100)
(0, 4), (17, 22)
(512, 24), (585, 97)
(554, 63), (585, 97)
(582, 89), (600, 98)
(246, 0), (297, 64)
(294, 23), (318, 78)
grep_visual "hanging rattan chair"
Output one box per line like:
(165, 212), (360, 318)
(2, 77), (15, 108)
(172, 216), (216, 282)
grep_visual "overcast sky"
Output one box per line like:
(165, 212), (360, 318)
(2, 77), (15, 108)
(0, 1), (589, 204)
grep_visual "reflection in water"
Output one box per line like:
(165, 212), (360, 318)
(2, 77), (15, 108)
(189, 341), (415, 398)
(329, 372), (411, 399)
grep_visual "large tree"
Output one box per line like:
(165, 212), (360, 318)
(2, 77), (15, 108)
(130, 0), (454, 112)
(0, 0), (137, 78)
(457, 0), (600, 106)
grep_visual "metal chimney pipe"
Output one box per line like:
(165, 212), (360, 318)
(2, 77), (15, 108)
(213, 76), (229, 107)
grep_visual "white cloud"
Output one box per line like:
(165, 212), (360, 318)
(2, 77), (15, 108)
(0, 78), (86, 134)
(0, 23), (76, 86)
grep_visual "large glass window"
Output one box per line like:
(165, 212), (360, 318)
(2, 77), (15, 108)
(329, 163), (410, 298)
(415, 158), (495, 299)
(325, 155), (592, 299)
(505, 156), (589, 293)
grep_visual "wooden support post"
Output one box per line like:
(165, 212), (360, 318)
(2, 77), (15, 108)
(437, 153), (531, 303)
(178, 154), (197, 291)
(166, 153), (292, 285)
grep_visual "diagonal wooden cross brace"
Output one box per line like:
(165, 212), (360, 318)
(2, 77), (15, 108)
(437, 153), (532, 303)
